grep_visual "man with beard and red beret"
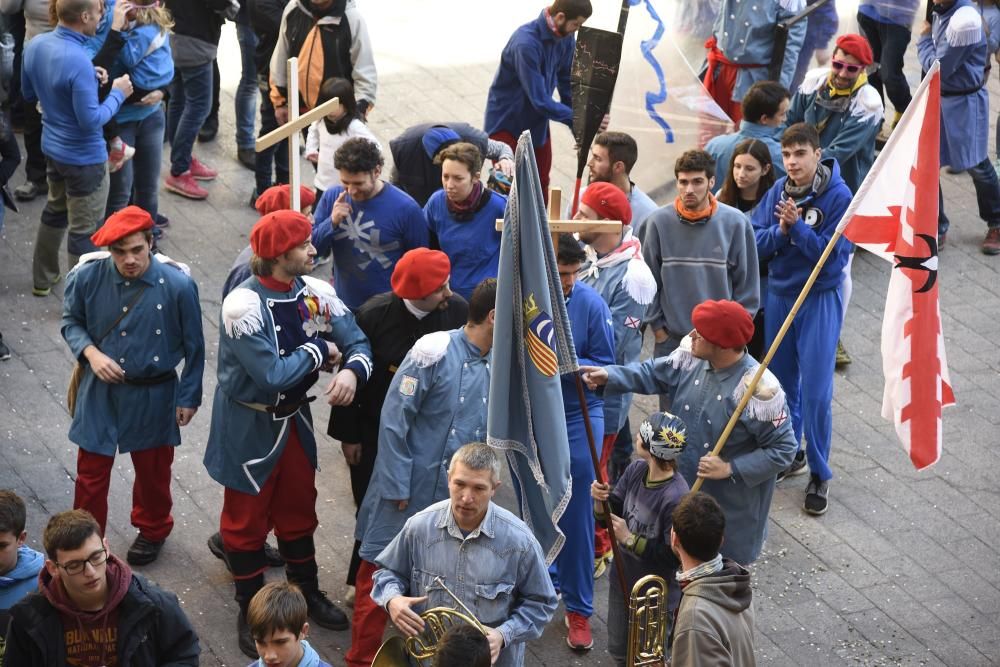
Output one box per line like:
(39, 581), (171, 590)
(581, 299), (797, 567)
(327, 248), (468, 598)
(203, 210), (372, 658)
(60, 206), (204, 568)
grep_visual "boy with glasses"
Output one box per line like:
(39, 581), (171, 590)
(4, 509), (200, 664)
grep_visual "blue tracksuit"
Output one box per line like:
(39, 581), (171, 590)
(423, 189), (506, 300)
(752, 158), (853, 481)
(113, 24), (175, 124)
(553, 281), (615, 617)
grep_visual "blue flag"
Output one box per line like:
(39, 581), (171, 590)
(487, 131), (576, 564)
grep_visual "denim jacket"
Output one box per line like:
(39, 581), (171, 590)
(371, 500), (557, 667)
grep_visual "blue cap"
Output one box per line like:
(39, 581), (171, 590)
(422, 127), (461, 159)
(638, 411), (688, 462)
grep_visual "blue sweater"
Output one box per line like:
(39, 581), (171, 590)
(312, 182), (429, 309)
(752, 158), (854, 296)
(424, 189), (506, 300)
(484, 11), (574, 145)
(114, 24), (175, 124)
(0, 545), (44, 611)
(22, 26), (125, 165)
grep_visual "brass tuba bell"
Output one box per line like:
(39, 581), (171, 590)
(627, 574), (670, 666)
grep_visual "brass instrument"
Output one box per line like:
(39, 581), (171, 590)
(372, 577), (489, 667)
(627, 574), (670, 666)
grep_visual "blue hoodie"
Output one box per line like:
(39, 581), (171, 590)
(246, 639), (332, 667)
(0, 545), (44, 610)
(752, 157), (854, 297)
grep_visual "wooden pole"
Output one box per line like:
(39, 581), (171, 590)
(254, 95), (342, 152)
(691, 225), (847, 492)
(286, 57), (301, 212)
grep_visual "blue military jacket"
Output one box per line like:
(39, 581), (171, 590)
(61, 252), (204, 455)
(357, 328), (491, 562)
(204, 275), (372, 494)
(605, 345), (797, 565)
(578, 233), (656, 436)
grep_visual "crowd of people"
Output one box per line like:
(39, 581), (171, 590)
(0, 0), (994, 664)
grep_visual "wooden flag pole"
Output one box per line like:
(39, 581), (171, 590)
(691, 225), (847, 492)
(253, 56), (341, 212)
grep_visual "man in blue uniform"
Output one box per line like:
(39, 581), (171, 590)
(752, 123), (853, 516)
(574, 183), (656, 574)
(346, 278), (496, 667)
(61, 206), (204, 567)
(581, 299), (797, 567)
(203, 210), (373, 658)
(554, 234), (615, 651)
(484, 0), (593, 198)
(918, 0), (1000, 254)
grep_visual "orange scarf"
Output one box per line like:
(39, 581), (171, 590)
(674, 193), (719, 223)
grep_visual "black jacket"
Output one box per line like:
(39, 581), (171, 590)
(3, 574), (200, 666)
(389, 122), (490, 207)
(164, 0), (228, 46)
(248, 0), (287, 78)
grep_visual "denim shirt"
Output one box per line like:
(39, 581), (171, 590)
(371, 500), (558, 667)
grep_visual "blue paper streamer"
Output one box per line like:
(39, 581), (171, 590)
(631, 0), (674, 143)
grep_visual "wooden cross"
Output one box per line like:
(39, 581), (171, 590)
(254, 57), (342, 212)
(495, 187), (623, 246)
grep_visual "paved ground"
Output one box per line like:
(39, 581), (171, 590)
(2, 3), (1000, 665)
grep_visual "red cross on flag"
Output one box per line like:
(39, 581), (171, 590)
(835, 62), (954, 470)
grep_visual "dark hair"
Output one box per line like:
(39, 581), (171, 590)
(717, 139), (776, 208)
(468, 278), (498, 325)
(674, 150), (715, 180)
(781, 122), (821, 150)
(593, 131), (639, 174)
(434, 624), (491, 667)
(247, 582), (309, 640)
(556, 233), (587, 265)
(551, 0), (593, 20)
(671, 492), (725, 562)
(42, 509), (101, 561)
(0, 490), (27, 536)
(334, 137), (384, 173)
(741, 81), (790, 124)
(55, 0), (92, 24)
(318, 77), (359, 135)
(434, 142), (484, 175)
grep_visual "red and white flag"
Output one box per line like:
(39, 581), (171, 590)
(835, 62), (954, 470)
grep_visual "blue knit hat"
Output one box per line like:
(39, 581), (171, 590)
(638, 411), (688, 462)
(422, 127), (461, 159)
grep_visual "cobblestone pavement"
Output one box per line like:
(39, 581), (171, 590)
(1, 4), (999, 665)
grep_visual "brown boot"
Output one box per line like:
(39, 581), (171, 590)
(982, 228), (1000, 255)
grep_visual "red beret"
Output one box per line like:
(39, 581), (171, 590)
(581, 182), (632, 226)
(391, 248), (451, 299)
(250, 211), (313, 259)
(254, 184), (317, 216)
(91, 206), (154, 247)
(691, 300), (754, 349)
(835, 34), (873, 67)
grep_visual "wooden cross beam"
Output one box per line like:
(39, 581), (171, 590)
(494, 187), (623, 244)
(253, 56), (342, 212)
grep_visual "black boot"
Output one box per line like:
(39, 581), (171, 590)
(280, 535), (349, 630)
(231, 550), (266, 659)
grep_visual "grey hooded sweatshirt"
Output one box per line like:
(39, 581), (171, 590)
(671, 559), (756, 666)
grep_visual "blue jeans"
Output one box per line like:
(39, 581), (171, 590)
(938, 156), (1000, 234)
(857, 13), (913, 115)
(255, 90), (289, 194)
(236, 21), (258, 150)
(167, 62), (213, 176)
(107, 107), (165, 219)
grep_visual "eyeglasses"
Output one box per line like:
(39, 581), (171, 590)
(56, 548), (108, 576)
(831, 60), (863, 75)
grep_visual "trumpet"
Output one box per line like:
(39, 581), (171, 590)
(627, 574), (670, 666)
(372, 577), (489, 667)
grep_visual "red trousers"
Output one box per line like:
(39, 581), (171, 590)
(345, 559), (388, 667)
(489, 130), (553, 203)
(594, 433), (617, 558)
(220, 423), (318, 574)
(75, 445), (175, 542)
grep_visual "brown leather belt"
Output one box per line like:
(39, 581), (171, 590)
(237, 396), (316, 418)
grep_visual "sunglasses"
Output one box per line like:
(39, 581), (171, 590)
(831, 60), (864, 75)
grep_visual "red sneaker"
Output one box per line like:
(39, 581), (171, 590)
(189, 156), (218, 181)
(164, 172), (208, 200)
(565, 611), (593, 650)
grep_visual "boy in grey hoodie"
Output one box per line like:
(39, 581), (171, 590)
(669, 492), (755, 667)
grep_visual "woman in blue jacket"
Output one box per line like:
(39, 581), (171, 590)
(423, 142), (506, 300)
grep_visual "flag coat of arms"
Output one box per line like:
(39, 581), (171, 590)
(488, 131), (576, 564)
(835, 62), (954, 470)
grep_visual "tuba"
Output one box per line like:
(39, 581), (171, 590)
(627, 574), (670, 666)
(372, 577), (490, 667)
